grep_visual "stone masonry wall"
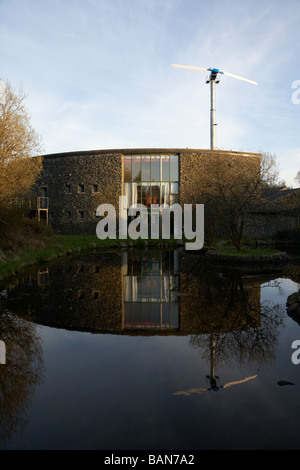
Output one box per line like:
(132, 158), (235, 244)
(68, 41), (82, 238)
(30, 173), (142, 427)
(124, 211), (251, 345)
(179, 150), (261, 205)
(36, 148), (263, 236)
(37, 151), (122, 234)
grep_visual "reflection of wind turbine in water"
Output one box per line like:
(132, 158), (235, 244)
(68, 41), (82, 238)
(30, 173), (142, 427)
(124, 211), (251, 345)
(173, 334), (257, 396)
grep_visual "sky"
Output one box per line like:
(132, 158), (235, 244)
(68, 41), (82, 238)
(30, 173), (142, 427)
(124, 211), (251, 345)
(0, 0), (299, 186)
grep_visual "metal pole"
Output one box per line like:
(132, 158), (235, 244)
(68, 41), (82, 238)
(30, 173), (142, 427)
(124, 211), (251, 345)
(210, 78), (216, 150)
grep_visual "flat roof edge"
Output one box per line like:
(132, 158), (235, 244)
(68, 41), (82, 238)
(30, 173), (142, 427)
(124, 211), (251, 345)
(42, 148), (262, 159)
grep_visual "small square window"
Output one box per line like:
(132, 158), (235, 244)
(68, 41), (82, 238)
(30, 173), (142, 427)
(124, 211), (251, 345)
(66, 210), (72, 218)
(78, 184), (85, 193)
(92, 184), (99, 193)
(79, 210), (84, 219)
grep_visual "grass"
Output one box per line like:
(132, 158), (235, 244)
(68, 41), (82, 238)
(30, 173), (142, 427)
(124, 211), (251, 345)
(0, 225), (285, 282)
(0, 233), (178, 281)
(208, 247), (282, 257)
(205, 238), (283, 258)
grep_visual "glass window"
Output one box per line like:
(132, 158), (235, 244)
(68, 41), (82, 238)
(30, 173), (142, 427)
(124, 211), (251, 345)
(161, 182), (170, 205)
(141, 303), (151, 325)
(122, 155), (179, 212)
(151, 276), (161, 301)
(131, 183), (139, 206)
(123, 276), (132, 301)
(142, 156), (151, 181)
(151, 184), (160, 205)
(78, 184), (84, 193)
(170, 304), (179, 328)
(136, 184), (142, 205)
(162, 156), (170, 181)
(162, 306), (170, 329)
(93, 184), (99, 193)
(151, 156), (160, 181)
(170, 194), (179, 205)
(124, 303), (132, 327)
(151, 303), (161, 327)
(132, 303), (142, 326)
(170, 155), (178, 181)
(123, 183), (132, 208)
(170, 183), (179, 194)
(124, 157), (131, 182)
(132, 156), (141, 182)
(142, 183), (151, 208)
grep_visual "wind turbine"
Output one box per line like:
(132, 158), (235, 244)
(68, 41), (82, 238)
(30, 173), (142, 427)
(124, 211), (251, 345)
(171, 64), (257, 150)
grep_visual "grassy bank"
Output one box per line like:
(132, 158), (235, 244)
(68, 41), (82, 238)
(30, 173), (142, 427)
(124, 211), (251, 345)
(0, 234), (178, 280)
(207, 246), (282, 257)
(0, 230), (289, 282)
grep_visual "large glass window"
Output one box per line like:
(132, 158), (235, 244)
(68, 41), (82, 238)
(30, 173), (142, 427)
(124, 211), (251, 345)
(123, 251), (179, 330)
(123, 154), (179, 208)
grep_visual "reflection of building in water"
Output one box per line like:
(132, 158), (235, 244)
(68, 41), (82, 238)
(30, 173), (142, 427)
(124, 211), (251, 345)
(7, 250), (265, 337)
(37, 269), (49, 287)
(122, 251), (179, 331)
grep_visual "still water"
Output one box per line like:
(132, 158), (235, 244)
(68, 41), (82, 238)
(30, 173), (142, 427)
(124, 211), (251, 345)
(0, 248), (300, 450)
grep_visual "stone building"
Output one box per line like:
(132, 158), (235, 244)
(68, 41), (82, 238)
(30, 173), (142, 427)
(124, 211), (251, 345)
(34, 148), (262, 237)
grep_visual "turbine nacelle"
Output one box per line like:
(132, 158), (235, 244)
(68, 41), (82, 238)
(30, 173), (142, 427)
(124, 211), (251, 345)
(171, 64), (257, 85)
(206, 68), (223, 83)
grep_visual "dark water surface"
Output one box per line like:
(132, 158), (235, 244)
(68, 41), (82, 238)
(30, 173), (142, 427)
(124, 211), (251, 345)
(0, 248), (300, 450)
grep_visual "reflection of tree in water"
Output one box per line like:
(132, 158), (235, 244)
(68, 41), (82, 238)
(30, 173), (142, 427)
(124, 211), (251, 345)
(190, 297), (284, 371)
(0, 302), (44, 447)
(179, 255), (286, 374)
(283, 262), (300, 285)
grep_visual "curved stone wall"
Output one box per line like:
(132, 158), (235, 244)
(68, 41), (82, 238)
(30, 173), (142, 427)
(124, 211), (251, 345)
(36, 148), (261, 235)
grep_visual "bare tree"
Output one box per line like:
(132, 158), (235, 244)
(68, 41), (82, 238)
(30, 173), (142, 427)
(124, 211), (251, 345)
(201, 152), (280, 250)
(0, 79), (43, 221)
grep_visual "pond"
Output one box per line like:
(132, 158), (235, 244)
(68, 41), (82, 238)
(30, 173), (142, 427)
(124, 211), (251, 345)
(0, 248), (300, 450)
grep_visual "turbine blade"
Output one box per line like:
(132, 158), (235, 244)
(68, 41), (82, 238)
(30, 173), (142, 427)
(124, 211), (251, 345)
(223, 71), (257, 85)
(171, 64), (207, 72)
